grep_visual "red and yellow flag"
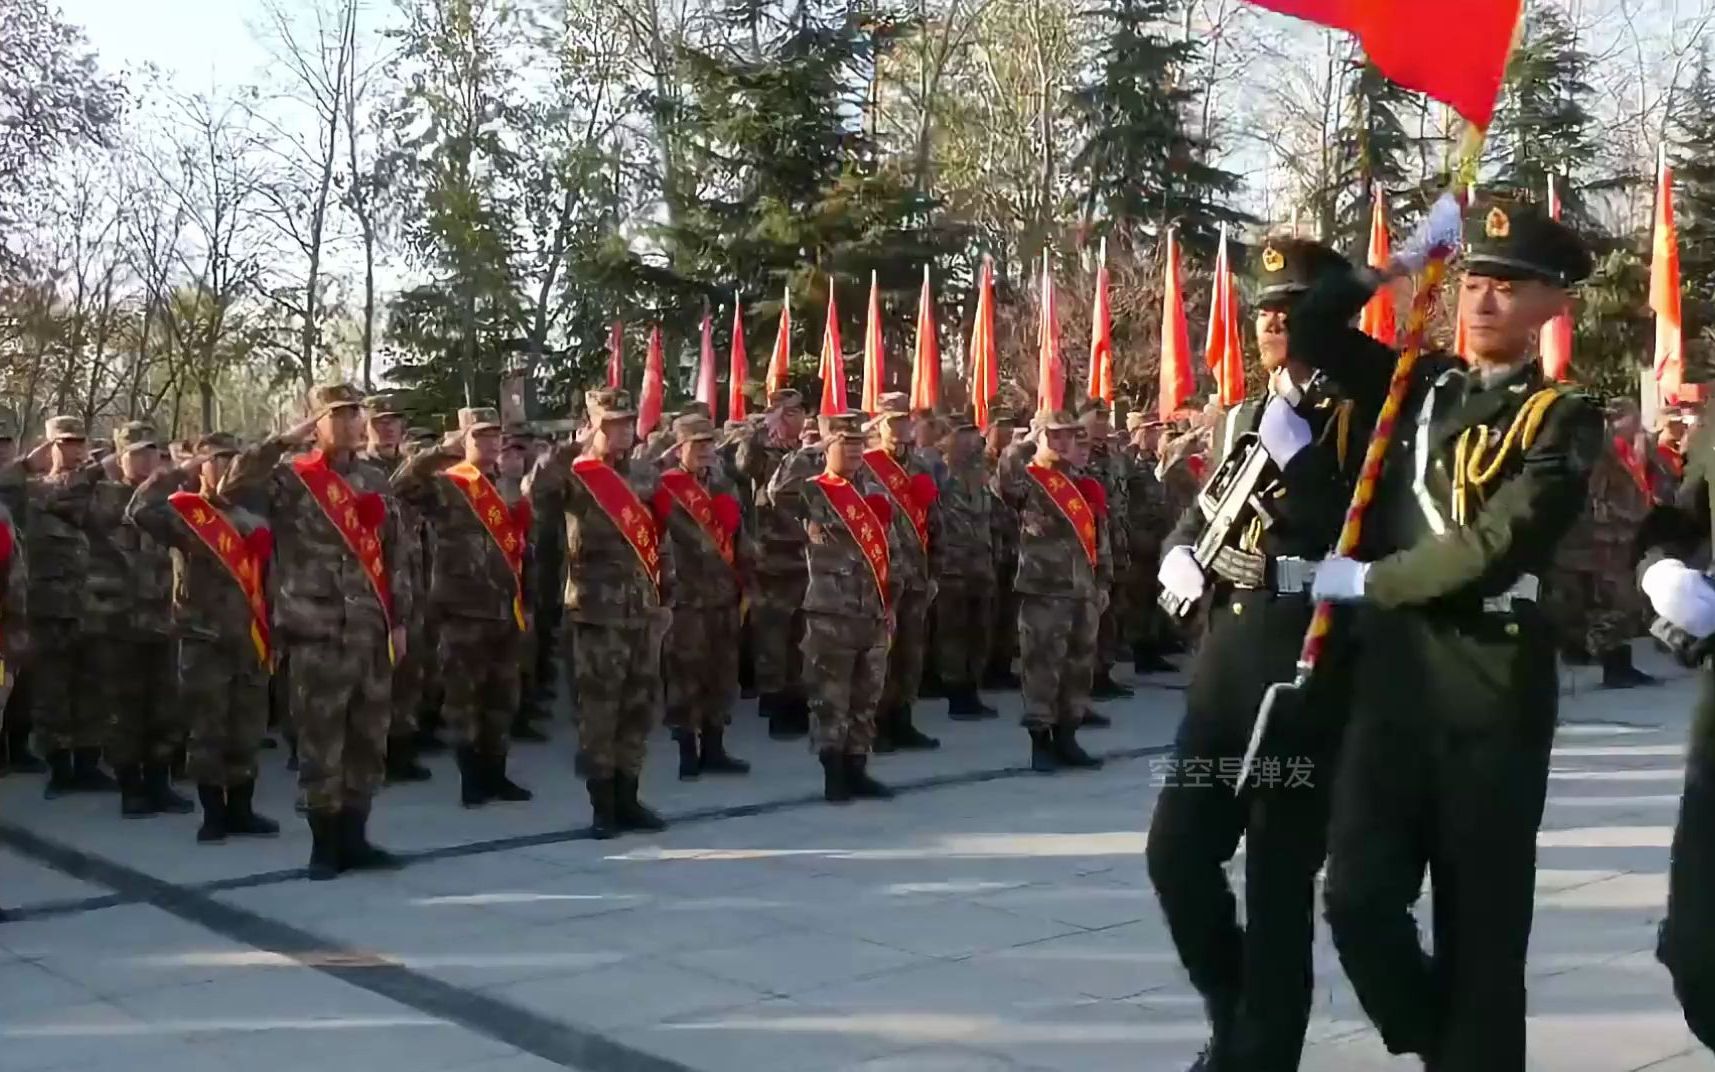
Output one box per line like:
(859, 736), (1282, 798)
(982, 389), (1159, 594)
(1652, 148), (1685, 401)
(1204, 224), (1244, 407)
(968, 257), (998, 429)
(1359, 191), (1396, 345)
(861, 271), (884, 414)
(911, 265), (940, 411)
(1088, 238), (1114, 404)
(766, 286), (791, 393)
(1158, 228), (1193, 421)
(1036, 251), (1063, 414)
(819, 282), (848, 414)
(729, 301), (749, 421)
(1539, 175), (1574, 382)
(695, 308), (718, 409)
(638, 325), (666, 437)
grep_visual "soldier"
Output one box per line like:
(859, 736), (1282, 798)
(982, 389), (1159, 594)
(501, 425), (550, 743)
(656, 414), (752, 779)
(128, 434), (280, 844)
(717, 418), (759, 699)
(1299, 196), (1602, 1068)
(0, 421), (42, 777)
(934, 408), (998, 720)
(528, 388), (674, 839)
(982, 408), (1024, 689)
(742, 389), (812, 736)
(1078, 404), (1134, 700)
(1121, 413), (1176, 674)
(221, 385), (414, 880)
(998, 409), (1109, 772)
(785, 412), (899, 802)
(394, 408), (535, 808)
(85, 421), (190, 817)
(1652, 403), (1693, 504)
(862, 392), (940, 751)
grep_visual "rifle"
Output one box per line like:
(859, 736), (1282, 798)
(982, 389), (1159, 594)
(1158, 432), (1275, 619)
(1652, 570), (1715, 667)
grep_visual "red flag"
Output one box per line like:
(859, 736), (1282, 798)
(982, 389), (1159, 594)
(1359, 191), (1397, 345)
(1088, 238), (1114, 403)
(861, 271), (884, 414)
(1243, 0), (1522, 128)
(911, 265), (941, 411)
(695, 308), (718, 408)
(606, 321), (624, 389)
(818, 283), (848, 415)
(638, 326), (665, 437)
(1539, 175), (1573, 382)
(1158, 229), (1193, 421)
(1204, 225), (1245, 407)
(729, 302), (749, 421)
(969, 257), (998, 430)
(766, 286), (791, 393)
(1652, 148), (1685, 401)
(1036, 252), (1063, 413)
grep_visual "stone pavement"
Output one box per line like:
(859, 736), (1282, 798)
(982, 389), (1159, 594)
(1, 643), (1712, 1072)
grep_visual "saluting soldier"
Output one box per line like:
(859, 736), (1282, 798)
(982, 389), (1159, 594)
(933, 407), (998, 720)
(128, 434), (280, 844)
(221, 385), (414, 880)
(982, 407), (1024, 689)
(1296, 196), (1602, 1069)
(741, 389), (812, 736)
(529, 388), (674, 839)
(1121, 414), (1176, 674)
(1147, 238), (1368, 1071)
(500, 425), (551, 743)
(1077, 404), (1133, 701)
(394, 408), (536, 808)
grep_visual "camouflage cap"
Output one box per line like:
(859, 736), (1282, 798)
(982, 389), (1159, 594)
(1039, 409), (1081, 432)
(768, 388), (805, 412)
(672, 414), (718, 445)
(309, 383), (363, 414)
(362, 393), (406, 419)
(406, 426), (439, 443)
(458, 407), (503, 434)
(865, 391), (913, 431)
(114, 420), (159, 454)
(195, 432), (242, 456)
(679, 400), (713, 421)
(45, 415), (86, 442)
(818, 413), (865, 440)
(585, 387), (636, 422)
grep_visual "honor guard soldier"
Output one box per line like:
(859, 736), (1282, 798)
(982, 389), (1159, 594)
(1147, 238), (1367, 1071)
(933, 407), (998, 720)
(394, 407), (536, 808)
(221, 385), (414, 880)
(129, 434), (280, 844)
(741, 389), (812, 736)
(1293, 196), (1602, 1069)
(529, 388), (674, 839)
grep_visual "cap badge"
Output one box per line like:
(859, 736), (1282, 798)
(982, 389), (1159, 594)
(1261, 245), (1285, 273)
(1485, 207), (1510, 239)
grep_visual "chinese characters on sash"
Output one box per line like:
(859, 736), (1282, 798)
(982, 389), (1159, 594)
(812, 474), (890, 608)
(445, 461), (530, 630)
(168, 491), (272, 668)
(1026, 464), (1098, 569)
(291, 450), (397, 662)
(571, 457), (663, 592)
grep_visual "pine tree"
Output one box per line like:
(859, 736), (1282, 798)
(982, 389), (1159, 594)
(1326, 61), (1418, 251)
(1486, 3), (1596, 224)
(1669, 47), (1715, 374)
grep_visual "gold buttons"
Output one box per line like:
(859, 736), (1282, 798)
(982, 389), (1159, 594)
(1504, 622), (1519, 637)
(1232, 603), (1244, 616)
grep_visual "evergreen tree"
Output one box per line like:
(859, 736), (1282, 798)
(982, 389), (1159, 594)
(1669, 47), (1715, 375)
(1486, 2), (1596, 224)
(1326, 61), (1418, 251)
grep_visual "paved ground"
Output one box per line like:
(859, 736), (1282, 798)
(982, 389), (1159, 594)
(2, 643), (1712, 1072)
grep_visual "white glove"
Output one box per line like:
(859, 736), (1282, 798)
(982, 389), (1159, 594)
(1259, 395), (1312, 467)
(1311, 555), (1370, 603)
(1642, 558), (1715, 639)
(1394, 192), (1463, 274)
(1158, 545), (1206, 604)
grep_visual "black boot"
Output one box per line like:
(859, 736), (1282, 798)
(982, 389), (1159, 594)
(982, 663), (1021, 691)
(1090, 670), (1133, 700)
(767, 694), (804, 741)
(947, 686), (985, 722)
(819, 750), (851, 803)
(456, 746), (491, 808)
(509, 715), (549, 744)
(845, 754), (894, 799)
(871, 703), (897, 754)
(1601, 646), (1659, 689)
(43, 749), (75, 799)
(196, 785), (228, 843)
(919, 666), (945, 699)
(674, 730), (701, 781)
(788, 694), (812, 736)
(146, 762), (195, 814)
(1081, 708), (1112, 729)
(413, 721), (447, 754)
(613, 773), (666, 832)
(1187, 996), (1238, 1071)
(485, 754), (532, 802)
(73, 748), (117, 792)
(5, 721), (44, 773)
(120, 765), (156, 818)
(305, 810), (340, 881)
(1133, 645), (1176, 675)
(225, 781), (279, 837)
(892, 704), (940, 750)
(385, 737), (433, 783)
(1052, 724), (1103, 769)
(699, 727), (749, 775)
(1029, 728), (1058, 773)
(338, 804), (402, 872)
(585, 777), (619, 839)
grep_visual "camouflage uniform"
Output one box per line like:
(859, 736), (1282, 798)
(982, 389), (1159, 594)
(1121, 422), (1175, 669)
(361, 395), (431, 779)
(933, 411), (996, 716)
(742, 390), (811, 728)
(984, 425), (1028, 686)
(1080, 413), (1132, 694)
(394, 407), (536, 806)
(1546, 435), (1652, 679)
(0, 500), (26, 729)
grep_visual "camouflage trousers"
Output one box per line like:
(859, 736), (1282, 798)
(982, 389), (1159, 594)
(31, 617), (100, 751)
(390, 619), (426, 739)
(93, 635), (181, 769)
(440, 616), (523, 756)
(569, 617), (666, 779)
(1547, 562), (1643, 655)
(987, 568), (1020, 676)
(752, 570), (807, 697)
(1098, 583), (1127, 667)
(802, 612), (887, 755)
(665, 604), (740, 733)
(882, 586), (930, 711)
(181, 638), (268, 787)
(934, 584), (994, 688)
(1019, 594), (1099, 729)
(289, 626), (392, 812)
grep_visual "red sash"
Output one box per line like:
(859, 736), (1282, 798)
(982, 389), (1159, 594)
(1658, 442), (1685, 481)
(1613, 437), (1652, 497)
(445, 462), (528, 630)
(660, 469), (734, 567)
(291, 451), (395, 660)
(813, 474), (890, 608)
(169, 492), (271, 667)
(863, 449), (928, 549)
(1027, 464), (1098, 569)
(571, 457), (662, 592)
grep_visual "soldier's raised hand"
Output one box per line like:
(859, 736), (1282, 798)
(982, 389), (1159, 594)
(282, 412), (322, 446)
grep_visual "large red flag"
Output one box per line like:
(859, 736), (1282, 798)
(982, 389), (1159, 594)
(1539, 175), (1573, 382)
(695, 308), (718, 408)
(911, 265), (941, 411)
(819, 283), (848, 415)
(861, 271), (884, 414)
(729, 302), (749, 421)
(1037, 251), (1063, 413)
(1359, 191), (1397, 345)
(1204, 225), (1245, 407)
(1088, 238), (1114, 404)
(606, 321), (624, 389)
(1243, 0), (1521, 128)
(638, 326), (665, 437)
(1652, 148), (1685, 401)
(1158, 229), (1193, 421)
(969, 257), (998, 430)
(766, 286), (791, 393)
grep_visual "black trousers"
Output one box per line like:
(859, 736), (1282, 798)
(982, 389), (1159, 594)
(1660, 669), (1715, 1051)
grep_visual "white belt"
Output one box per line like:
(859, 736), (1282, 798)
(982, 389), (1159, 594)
(1483, 574), (1540, 613)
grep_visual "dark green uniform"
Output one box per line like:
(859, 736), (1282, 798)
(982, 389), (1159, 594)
(1292, 200), (1602, 1071)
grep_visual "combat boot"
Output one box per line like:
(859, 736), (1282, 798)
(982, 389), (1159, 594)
(891, 704), (940, 750)
(819, 750), (851, 803)
(120, 766), (156, 818)
(72, 748), (117, 792)
(844, 754), (893, 799)
(699, 727), (749, 775)
(1090, 670), (1133, 699)
(613, 773), (666, 832)
(146, 762), (195, 814)
(585, 777), (620, 839)
(1187, 995), (1238, 1071)
(767, 694), (804, 741)
(305, 810), (340, 881)
(1133, 645), (1176, 675)
(456, 746), (491, 808)
(1029, 728), (1057, 773)
(674, 730), (701, 780)
(43, 749), (75, 798)
(485, 754), (532, 802)
(196, 785), (228, 844)
(1052, 724), (1103, 769)
(1081, 708), (1112, 729)
(982, 663), (1021, 691)
(509, 714), (549, 744)
(413, 720), (447, 754)
(1601, 646), (1659, 689)
(385, 737), (433, 783)
(338, 803), (402, 872)
(224, 781), (279, 837)
(787, 694), (812, 736)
